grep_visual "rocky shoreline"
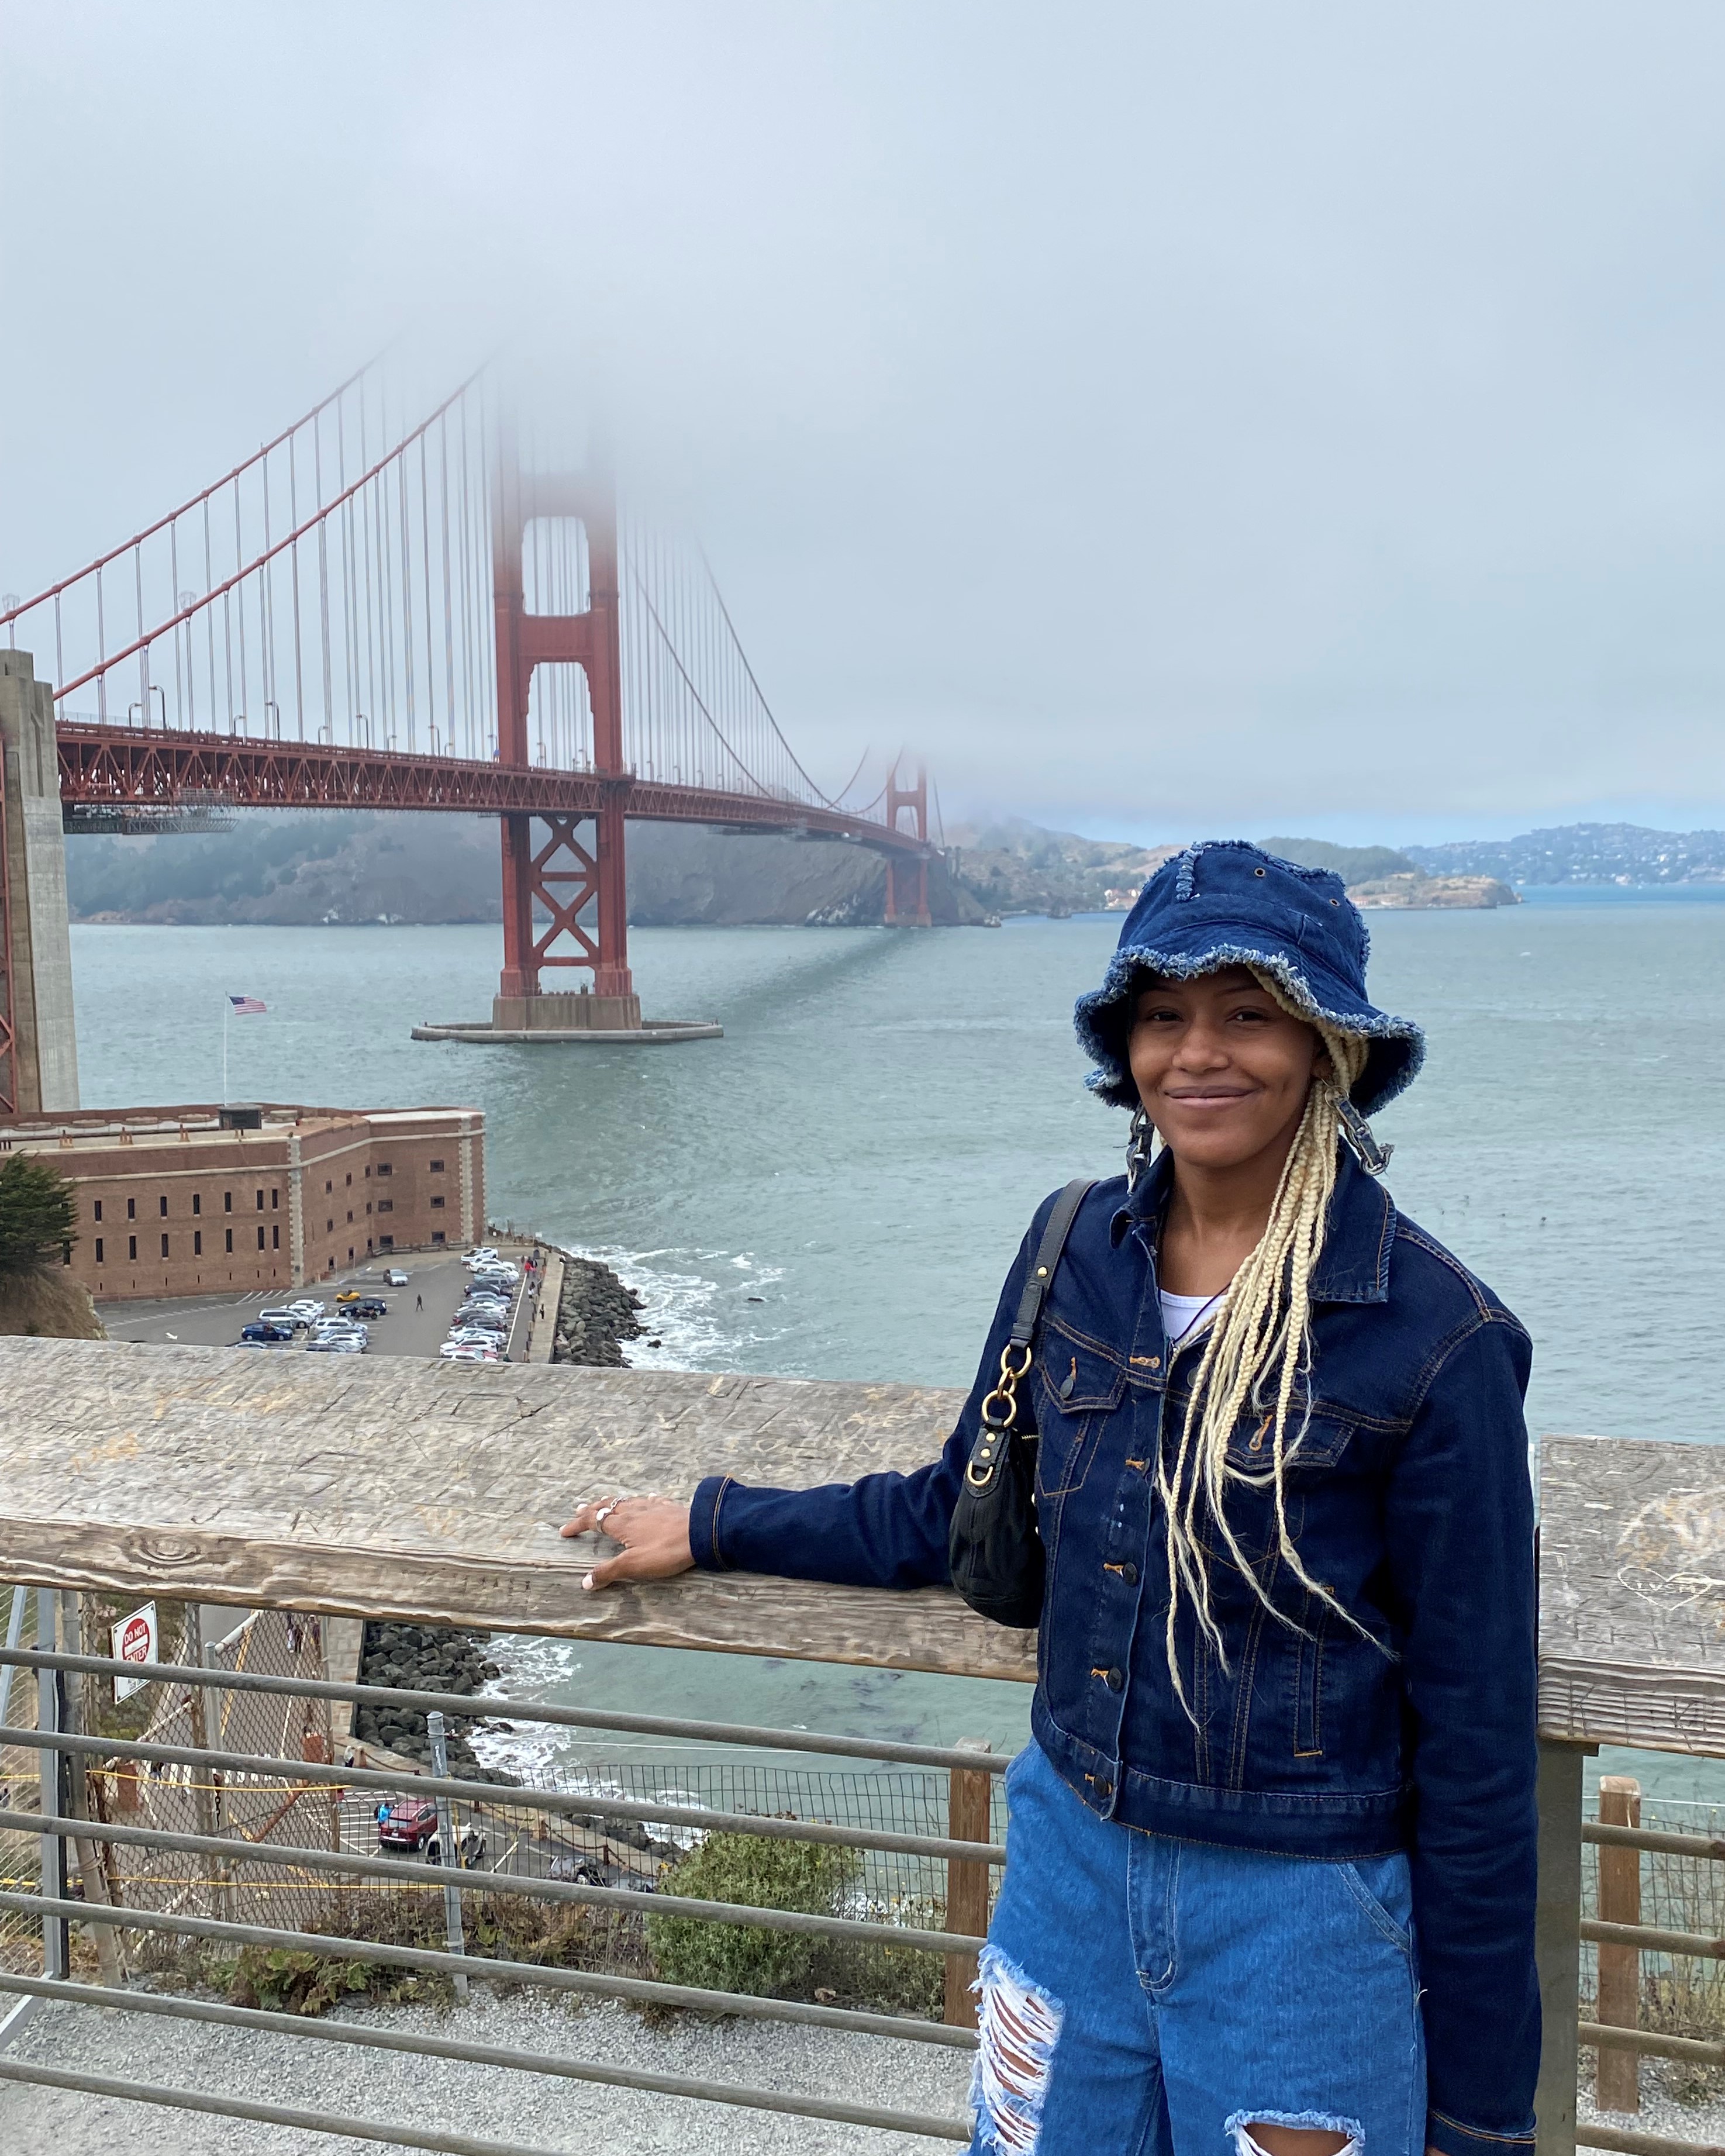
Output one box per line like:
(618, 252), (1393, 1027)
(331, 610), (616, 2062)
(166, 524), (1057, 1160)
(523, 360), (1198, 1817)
(354, 1248), (647, 1776)
(550, 1253), (646, 1365)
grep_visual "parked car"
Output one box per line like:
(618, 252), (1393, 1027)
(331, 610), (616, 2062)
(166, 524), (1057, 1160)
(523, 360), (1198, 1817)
(231, 1336), (277, 1349)
(287, 1299), (327, 1320)
(447, 1329), (503, 1348)
(306, 1336), (364, 1354)
(378, 1798), (440, 1855)
(313, 1326), (368, 1345)
(258, 1307), (310, 1330)
(349, 1298), (388, 1320)
(440, 1343), (499, 1362)
(335, 1289), (370, 1306)
(385, 1269), (410, 1286)
(240, 1322), (295, 1343)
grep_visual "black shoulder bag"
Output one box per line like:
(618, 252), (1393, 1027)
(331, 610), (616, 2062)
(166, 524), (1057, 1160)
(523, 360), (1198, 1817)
(948, 1178), (1095, 1628)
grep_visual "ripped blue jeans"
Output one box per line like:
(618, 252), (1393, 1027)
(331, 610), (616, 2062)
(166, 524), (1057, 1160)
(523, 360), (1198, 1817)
(971, 1742), (1426, 2156)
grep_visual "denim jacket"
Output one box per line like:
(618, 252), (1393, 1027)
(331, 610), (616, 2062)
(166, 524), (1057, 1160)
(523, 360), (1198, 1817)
(690, 1147), (1540, 2156)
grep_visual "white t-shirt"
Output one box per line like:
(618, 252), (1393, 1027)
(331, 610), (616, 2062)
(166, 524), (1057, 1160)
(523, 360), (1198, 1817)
(1160, 1287), (1226, 1347)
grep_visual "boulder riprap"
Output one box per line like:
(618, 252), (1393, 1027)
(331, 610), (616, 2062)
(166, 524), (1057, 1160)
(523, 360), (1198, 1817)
(551, 1255), (644, 1366)
(354, 1620), (519, 1784)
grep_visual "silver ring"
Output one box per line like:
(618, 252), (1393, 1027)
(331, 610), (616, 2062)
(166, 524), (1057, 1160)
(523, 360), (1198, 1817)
(594, 1504), (615, 1528)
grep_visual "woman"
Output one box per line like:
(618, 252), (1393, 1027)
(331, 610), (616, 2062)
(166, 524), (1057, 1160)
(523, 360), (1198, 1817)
(566, 841), (1540, 2156)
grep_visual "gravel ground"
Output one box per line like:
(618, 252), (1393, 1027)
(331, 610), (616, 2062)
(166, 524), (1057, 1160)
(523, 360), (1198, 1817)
(0, 1990), (974, 2156)
(1580, 2060), (1725, 2149)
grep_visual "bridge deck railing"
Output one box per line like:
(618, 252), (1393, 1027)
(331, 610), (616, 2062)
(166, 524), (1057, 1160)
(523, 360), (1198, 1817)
(0, 1340), (1719, 2156)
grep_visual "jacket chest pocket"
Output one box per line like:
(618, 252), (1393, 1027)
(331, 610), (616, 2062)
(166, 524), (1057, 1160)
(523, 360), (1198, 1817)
(1224, 1409), (1354, 1477)
(1033, 1327), (1127, 1498)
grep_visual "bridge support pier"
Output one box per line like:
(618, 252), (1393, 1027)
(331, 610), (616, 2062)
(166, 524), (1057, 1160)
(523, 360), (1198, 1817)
(0, 650), (80, 1113)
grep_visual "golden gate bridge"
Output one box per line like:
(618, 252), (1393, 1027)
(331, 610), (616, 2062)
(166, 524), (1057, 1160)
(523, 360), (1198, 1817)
(0, 360), (934, 1101)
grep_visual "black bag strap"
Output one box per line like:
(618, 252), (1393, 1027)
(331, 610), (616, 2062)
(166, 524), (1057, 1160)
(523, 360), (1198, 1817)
(1008, 1177), (1096, 1347)
(965, 1178), (1096, 1491)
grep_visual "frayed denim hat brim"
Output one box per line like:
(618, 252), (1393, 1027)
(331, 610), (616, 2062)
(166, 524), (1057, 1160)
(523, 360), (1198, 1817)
(1074, 937), (1425, 1117)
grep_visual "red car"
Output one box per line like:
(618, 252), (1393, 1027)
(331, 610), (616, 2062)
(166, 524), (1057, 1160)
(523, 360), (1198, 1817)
(377, 1798), (440, 1856)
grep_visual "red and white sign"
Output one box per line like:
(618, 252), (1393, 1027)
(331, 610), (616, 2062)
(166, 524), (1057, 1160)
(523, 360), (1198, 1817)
(111, 1601), (158, 1700)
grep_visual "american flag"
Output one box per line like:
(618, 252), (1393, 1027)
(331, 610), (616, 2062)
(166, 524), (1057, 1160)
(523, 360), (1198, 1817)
(228, 995), (267, 1015)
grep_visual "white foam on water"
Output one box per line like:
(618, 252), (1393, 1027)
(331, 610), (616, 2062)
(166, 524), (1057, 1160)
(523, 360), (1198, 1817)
(545, 1237), (791, 1372)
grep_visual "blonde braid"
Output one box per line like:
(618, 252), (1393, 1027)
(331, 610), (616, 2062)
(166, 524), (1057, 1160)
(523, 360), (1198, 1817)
(1155, 976), (1373, 1723)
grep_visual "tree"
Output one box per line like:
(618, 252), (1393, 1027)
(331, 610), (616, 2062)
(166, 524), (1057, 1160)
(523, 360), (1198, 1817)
(0, 1154), (79, 1279)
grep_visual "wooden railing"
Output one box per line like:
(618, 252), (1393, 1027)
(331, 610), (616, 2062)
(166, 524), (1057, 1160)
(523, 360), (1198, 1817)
(0, 1337), (1720, 2156)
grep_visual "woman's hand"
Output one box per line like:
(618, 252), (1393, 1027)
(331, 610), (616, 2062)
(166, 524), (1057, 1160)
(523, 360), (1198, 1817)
(561, 1495), (695, 1592)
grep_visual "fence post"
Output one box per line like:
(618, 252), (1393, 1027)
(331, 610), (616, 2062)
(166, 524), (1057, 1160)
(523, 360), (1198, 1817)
(944, 1738), (993, 2029)
(201, 1640), (231, 1923)
(1534, 1738), (1588, 2156)
(61, 1593), (121, 1983)
(1595, 1776), (1642, 2113)
(427, 1710), (468, 2000)
(35, 1589), (70, 1983)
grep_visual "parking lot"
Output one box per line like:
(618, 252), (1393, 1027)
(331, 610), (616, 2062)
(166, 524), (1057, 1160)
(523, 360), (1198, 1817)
(97, 1250), (533, 1361)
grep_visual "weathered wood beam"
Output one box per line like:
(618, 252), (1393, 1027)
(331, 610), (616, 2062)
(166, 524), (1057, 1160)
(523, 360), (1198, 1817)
(0, 1339), (1037, 1683)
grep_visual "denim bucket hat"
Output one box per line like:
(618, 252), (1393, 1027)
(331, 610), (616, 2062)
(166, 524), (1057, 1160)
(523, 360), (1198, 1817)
(1074, 840), (1425, 1117)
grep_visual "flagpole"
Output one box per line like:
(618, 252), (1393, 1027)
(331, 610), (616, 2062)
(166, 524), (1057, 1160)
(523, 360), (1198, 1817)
(222, 996), (229, 1106)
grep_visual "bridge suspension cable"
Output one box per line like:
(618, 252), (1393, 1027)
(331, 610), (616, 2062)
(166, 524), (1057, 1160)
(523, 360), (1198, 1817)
(5, 361), (909, 827)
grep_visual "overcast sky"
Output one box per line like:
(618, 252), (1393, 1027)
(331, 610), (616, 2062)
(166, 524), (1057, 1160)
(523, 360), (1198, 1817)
(4, 3), (1723, 846)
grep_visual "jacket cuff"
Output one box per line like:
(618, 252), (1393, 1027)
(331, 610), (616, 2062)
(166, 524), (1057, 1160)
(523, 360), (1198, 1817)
(689, 1474), (735, 1571)
(1426, 2110), (1535, 2156)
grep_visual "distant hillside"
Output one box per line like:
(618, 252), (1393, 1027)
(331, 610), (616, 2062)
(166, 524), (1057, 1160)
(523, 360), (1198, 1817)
(1258, 837), (1419, 884)
(1405, 823), (1725, 885)
(65, 813), (1712, 929)
(64, 813), (990, 927)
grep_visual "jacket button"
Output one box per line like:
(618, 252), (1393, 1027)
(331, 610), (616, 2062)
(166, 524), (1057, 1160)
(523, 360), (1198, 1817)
(1095, 1777), (1113, 1800)
(1103, 1667), (1124, 1691)
(1119, 1561), (1138, 1585)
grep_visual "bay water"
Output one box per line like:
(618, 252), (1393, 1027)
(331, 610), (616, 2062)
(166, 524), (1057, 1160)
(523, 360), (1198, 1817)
(70, 889), (1725, 1802)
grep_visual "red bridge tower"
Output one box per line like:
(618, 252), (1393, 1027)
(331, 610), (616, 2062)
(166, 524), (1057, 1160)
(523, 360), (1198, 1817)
(492, 447), (639, 1031)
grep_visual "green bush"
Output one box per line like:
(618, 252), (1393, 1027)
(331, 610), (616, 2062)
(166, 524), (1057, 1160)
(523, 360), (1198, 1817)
(647, 1831), (861, 1999)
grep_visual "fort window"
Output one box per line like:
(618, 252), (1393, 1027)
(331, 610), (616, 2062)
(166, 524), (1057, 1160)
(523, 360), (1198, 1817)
(256, 1189), (264, 1210)
(257, 1226), (265, 1251)
(432, 1230), (447, 1246)
(346, 1210), (353, 1224)
(326, 1219), (333, 1233)
(377, 1199), (392, 1213)
(430, 1195), (446, 1210)
(429, 1159), (445, 1174)
(379, 1234), (394, 1249)
(272, 1224), (280, 1250)
(224, 1192), (233, 1213)
(127, 1236), (137, 1261)
(345, 1172), (352, 1187)
(194, 1231), (202, 1256)
(377, 1162), (391, 1177)
(159, 1195), (168, 1217)
(161, 1234), (170, 1258)
(271, 1188), (278, 1209)
(225, 1228), (233, 1254)
(126, 1197), (136, 1220)
(191, 1193), (201, 1216)
(95, 1239), (104, 1263)
(93, 1199), (102, 1222)
(325, 1181), (333, 1195)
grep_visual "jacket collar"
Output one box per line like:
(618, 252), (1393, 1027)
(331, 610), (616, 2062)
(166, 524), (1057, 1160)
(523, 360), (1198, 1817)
(1109, 1139), (1395, 1304)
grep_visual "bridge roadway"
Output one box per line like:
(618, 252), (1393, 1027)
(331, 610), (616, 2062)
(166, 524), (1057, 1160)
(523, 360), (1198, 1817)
(55, 720), (933, 855)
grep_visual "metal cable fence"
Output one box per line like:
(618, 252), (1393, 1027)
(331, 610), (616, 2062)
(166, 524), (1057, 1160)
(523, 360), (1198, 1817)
(0, 1628), (1006, 2150)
